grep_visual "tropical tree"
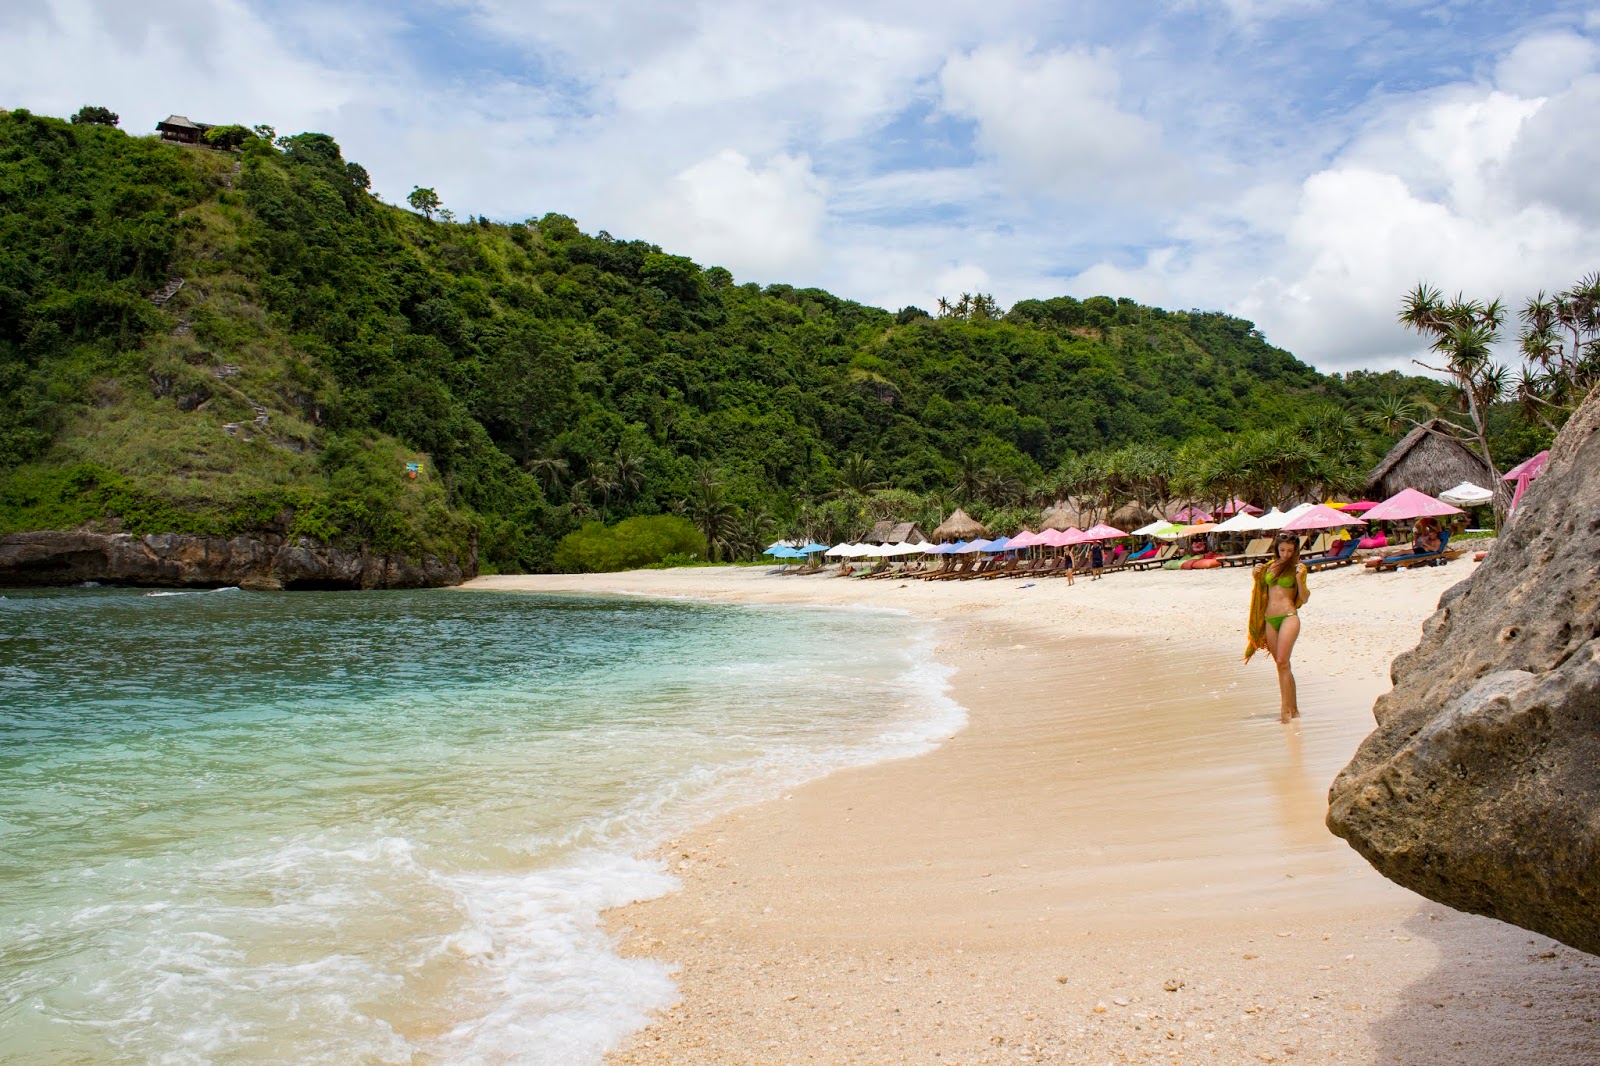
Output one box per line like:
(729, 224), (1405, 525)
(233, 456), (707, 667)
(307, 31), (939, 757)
(682, 465), (739, 561)
(527, 452), (568, 492)
(835, 452), (884, 496)
(1518, 271), (1600, 426)
(407, 186), (441, 221)
(1365, 392), (1422, 436)
(1398, 284), (1507, 517)
(71, 105), (119, 127)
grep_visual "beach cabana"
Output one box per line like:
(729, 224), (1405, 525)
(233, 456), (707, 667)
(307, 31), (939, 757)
(932, 508), (988, 543)
(1109, 500), (1157, 531)
(1366, 419), (1494, 499)
(1362, 488), (1464, 522)
(864, 520), (930, 545)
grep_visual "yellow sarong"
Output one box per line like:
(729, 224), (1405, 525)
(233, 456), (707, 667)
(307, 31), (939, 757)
(1244, 567), (1270, 662)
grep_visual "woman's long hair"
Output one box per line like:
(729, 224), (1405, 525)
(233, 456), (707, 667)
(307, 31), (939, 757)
(1270, 534), (1301, 580)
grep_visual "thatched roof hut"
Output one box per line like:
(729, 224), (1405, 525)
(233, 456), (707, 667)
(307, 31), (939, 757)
(864, 520), (929, 544)
(1110, 500), (1157, 530)
(1367, 420), (1495, 500)
(932, 508), (987, 542)
(1039, 502), (1087, 531)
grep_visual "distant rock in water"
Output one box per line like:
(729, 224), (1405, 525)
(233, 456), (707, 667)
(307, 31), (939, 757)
(1328, 389), (1600, 955)
(0, 531), (473, 590)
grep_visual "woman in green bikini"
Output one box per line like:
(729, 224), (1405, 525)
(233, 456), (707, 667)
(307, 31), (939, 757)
(1248, 533), (1310, 723)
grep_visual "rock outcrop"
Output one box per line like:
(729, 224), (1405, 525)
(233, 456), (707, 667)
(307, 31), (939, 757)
(0, 530), (474, 590)
(1328, 390), (1600, 955)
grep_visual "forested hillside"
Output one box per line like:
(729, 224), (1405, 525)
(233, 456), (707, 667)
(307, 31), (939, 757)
(0, 109), (1462, 572)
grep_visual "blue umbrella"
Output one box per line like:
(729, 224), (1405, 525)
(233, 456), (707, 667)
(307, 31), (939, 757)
(764, 545), (801, 558)
(799, 542), (830, 554)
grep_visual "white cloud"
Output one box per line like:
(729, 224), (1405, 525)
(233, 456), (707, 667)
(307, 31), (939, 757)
(938, 42), (1176, 202)
(632, 149), (827, 278)
(1494, 30), (1598, 96)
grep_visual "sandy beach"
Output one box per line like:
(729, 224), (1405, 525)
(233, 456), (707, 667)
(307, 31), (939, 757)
(465, 560), (1600, 1064)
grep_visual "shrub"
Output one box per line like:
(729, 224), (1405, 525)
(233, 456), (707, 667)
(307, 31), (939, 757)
(551, 514), (705, 573)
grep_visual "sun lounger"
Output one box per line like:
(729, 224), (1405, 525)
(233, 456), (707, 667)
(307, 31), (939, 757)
(1304, 539), (1360, 572)
(1367, 532), (1456, 572)
(1220, 537), (1274, 567)
(1127, 544), (1179, 571)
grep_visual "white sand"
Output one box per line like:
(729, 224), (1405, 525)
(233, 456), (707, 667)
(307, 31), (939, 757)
(464, 558), (1600, 1064)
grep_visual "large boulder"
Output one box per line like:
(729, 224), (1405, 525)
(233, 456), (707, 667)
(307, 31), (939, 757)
(1327, 390), (1600, 954)
(0, 530), (474, 590)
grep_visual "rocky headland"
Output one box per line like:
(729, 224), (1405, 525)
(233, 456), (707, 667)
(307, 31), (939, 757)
(0, 530), (473, 590)
(1328, 389), (1600, 954)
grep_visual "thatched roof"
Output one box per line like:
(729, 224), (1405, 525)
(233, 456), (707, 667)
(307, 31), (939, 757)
(1367, 420), (1495, 499)
(1110, 500), (1157, 530)
(1039, 501), (1087, 531)
(864, 520), (929, 544)
(932, 508), (987, 542)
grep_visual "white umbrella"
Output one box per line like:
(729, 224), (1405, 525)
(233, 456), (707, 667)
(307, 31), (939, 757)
(1252, 507), (1290, 530)
(1439, 481), (1494, 507)
(1213, 510), (1263, 532)
(1132, 519), (1183, 537)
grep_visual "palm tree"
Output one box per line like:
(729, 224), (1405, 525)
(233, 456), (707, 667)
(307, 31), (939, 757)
(587, 462), (620, 523)
(527, 452), (569, 492)
(682, 466), (739, 561)
(954, 453), (987, 503)
(836, 452), (884, 496)
(611, 444), (645, 502)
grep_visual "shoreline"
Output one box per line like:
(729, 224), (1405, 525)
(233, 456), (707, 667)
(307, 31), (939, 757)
(463, 564), (1600, 1063)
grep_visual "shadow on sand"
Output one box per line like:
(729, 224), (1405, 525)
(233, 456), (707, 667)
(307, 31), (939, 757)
(1371, 908), (1600, 1065)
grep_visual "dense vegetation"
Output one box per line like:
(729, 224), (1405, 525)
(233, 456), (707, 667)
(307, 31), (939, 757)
(0, 108), (1553, 572)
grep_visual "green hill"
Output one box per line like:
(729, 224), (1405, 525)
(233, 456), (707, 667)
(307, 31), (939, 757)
(0, 109), (1444, 573)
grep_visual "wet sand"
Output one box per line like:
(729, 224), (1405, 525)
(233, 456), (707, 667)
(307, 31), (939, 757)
(465, 562), (1600, 1063)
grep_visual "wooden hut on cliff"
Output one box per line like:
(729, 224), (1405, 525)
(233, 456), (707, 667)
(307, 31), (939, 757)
(156, 115), (214, 144)
(1366, 419), (1495, 499)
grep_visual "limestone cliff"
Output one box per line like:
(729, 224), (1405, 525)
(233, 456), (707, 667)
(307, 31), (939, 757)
(1327, 390), (1600, 954)
(0, 531), (473, 590)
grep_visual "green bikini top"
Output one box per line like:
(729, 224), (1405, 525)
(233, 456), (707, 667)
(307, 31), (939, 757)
(1262, 568), (1299, 588)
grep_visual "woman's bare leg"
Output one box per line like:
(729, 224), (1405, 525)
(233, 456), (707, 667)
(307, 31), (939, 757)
(1274, 615), (1301, 722)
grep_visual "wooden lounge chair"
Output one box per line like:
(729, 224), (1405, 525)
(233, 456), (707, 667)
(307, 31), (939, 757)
(1219, 537), (1273, 567)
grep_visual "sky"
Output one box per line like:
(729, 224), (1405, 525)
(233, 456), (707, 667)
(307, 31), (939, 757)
(3, 0), (1599, 373)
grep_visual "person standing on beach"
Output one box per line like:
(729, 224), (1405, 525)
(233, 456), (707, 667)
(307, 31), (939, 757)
(1245, 533), (1310, 723)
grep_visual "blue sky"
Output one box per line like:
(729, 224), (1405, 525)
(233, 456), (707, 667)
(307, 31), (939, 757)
(3, 0), (1598, 371)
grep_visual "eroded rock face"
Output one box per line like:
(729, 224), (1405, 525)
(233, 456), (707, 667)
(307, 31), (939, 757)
(0, 531), (474, 590)
(1328, 390), (1600, 954)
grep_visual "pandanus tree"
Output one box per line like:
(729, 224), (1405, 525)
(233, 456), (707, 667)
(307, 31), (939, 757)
(1518, 271), (1600, 427)
(1398, 284), (1508, 519)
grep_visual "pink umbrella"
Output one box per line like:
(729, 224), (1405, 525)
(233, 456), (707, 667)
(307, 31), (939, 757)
(1502, 449), (1549, 513)
(1169, 506), (1214, 523)
(1336, 500), (1378, 512)
(1082, 523), (1129, 541)
(1216, 497), (1262, 516)
(1280, 504), (1367, 532)
(1361, 488), (1464, 522)
(1007, 529), (1043, 548)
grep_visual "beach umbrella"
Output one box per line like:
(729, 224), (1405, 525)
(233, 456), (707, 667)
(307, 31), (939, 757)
(1216, 497), (1262, 516)
(763, 544), (796, 557)
(1439, 481), (1494, 508)
(1503, 449), (1549, 513)
(1280, 504), (1367, 532)
(1334, 500), (1378, 512)
(1132, 519), (1181, 537)
(1251, 507), (1289, 530)
(1169, 505), (1214, 523)
(824, 543), (851, 557)
(988, 536), (1014, 551)
(1362, 487), (1464, 522)
(1007, 529), (1042, 548)
(1213, 510), (1262, 533)
(799, 542), (830, 554)
(1081, 523), (1129, 541)
(1176, 522), (1216, 536)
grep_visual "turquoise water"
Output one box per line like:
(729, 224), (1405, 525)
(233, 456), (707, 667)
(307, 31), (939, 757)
(0, 587), (958, 1064)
